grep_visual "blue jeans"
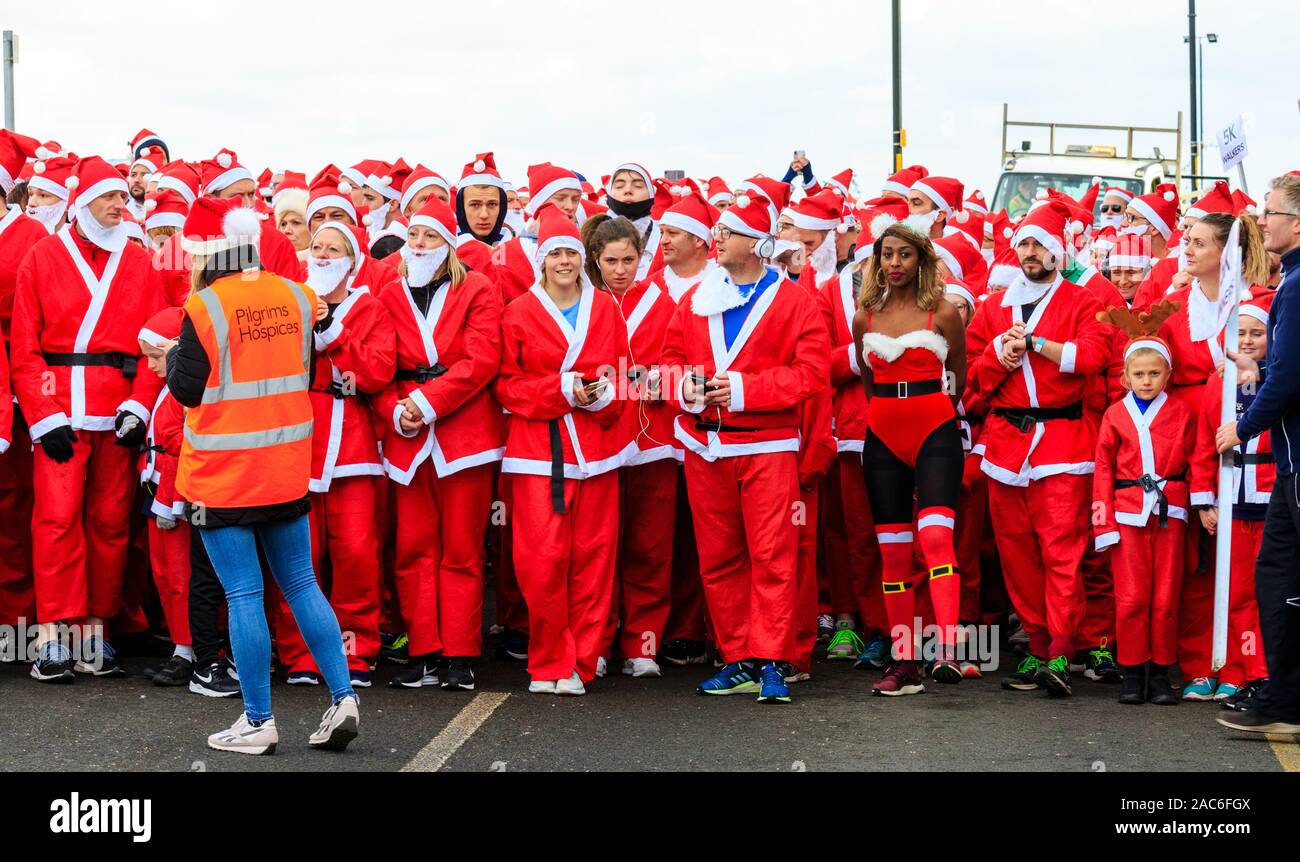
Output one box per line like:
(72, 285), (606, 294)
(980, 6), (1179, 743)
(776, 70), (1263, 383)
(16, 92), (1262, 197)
(200, 515), (354, 722)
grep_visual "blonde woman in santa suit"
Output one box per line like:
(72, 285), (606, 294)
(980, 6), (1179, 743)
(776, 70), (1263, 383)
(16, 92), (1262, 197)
(375, 196), (505, 692)
(494, 204), (634, 696)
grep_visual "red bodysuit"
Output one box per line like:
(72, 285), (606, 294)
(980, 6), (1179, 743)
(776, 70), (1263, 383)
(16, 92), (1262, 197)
(861, 309), (955, 467)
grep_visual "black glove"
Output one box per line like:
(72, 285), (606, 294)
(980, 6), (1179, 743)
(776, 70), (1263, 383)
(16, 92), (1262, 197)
(314, 307), (336, 334)
(114, 410), (147, 449)
(39, 425), (77, 463)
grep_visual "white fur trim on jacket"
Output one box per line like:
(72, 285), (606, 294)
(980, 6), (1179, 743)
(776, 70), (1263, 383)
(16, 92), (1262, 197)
(860, 329), (949, 365)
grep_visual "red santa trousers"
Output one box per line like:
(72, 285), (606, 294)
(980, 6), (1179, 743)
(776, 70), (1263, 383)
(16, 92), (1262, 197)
(683, 450), (800, 664)
(1177, 518), (1216, 679)
(114, 499), (152, 635)
(0, 423), (34, 626)
(611, 459), (676, 661)
(393, 463), (495, 659)
(954, 472), (987, 624)
(1076, 545), (1116, 652)
(277, 476), (383, 673)
(1218, 518), (1268, 685)
(986, 473), (1090, 659)
(792, 485), (820, 672)
(32, 430), (134, 623)
(665, 468), (708, 641)
(148, 519), (191, 646)
(839, 454), (886, 632)
(512, 471), (619, 683)
(492, 469), (529, 634)
(1111, 520), (1186, 666)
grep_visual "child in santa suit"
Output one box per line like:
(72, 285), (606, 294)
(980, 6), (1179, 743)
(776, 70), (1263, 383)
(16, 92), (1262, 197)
(134, 308), (196, 685)
(1190, 302), (1272, 703)
(1092, 308), (1193, 705)
(275, 221), (396, 689)
(494, 204), (633, 697)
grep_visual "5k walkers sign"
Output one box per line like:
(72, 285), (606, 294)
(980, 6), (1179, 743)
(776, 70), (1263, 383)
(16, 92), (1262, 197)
(1218, 116), (1249, 172)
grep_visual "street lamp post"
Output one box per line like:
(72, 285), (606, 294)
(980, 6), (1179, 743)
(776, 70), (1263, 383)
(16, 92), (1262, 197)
(891, 0), (902, 174)
(2, 31), (15, 131)
(1184, 30), (1217, 181)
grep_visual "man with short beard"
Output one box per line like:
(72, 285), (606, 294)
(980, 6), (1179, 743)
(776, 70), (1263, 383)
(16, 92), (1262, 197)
(125, 152), (162, 221)
(658, 188), (719, 301)
(965, 198), (1111, 699)
(907, 175), (964, 241)
(782, 189), (844, 290)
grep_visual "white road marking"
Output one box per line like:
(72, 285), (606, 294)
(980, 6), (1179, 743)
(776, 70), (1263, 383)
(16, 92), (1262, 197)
(401, 692), (510, 772)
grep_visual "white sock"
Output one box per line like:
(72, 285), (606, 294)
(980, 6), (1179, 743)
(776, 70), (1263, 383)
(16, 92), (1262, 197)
(174, 644), (195, 661)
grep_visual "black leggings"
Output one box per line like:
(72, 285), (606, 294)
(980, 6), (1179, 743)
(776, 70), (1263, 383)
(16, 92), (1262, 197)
(862, 419), (963, 525)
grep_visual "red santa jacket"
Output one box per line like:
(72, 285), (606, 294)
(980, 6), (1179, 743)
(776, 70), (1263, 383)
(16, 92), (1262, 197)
(1131, 254), (1180, 312)
(965, 272), (1110, 486)
(1191, 380), (1274, 508)
(12, 227), (167, 440)
(818, 266), (867, 454)
(377, 270), (506, 484)
(139, 385), (185, 519)
(307, 283), (395, 493)
(494, 282), (633, 479)
(610, 278), (678, 466)
(0, 205), (49, 343)
(1092, 391), (1194, 550)
(496, 236), (540, 306)
(1069, 264), (1128, 412)
(454, 235), (510, 303)
(660, 267), (830, 462)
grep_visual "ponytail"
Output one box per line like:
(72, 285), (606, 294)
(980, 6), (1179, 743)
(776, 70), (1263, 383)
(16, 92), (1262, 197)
(1199, 212), (1271, 287)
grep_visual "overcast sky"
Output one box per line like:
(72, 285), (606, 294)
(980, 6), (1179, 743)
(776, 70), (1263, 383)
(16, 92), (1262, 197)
(5, 0), (1297, 200)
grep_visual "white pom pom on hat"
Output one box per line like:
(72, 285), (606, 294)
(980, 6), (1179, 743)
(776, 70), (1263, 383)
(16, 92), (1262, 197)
(1065, 219), (1084, 236)
(954, 210), (969, 223)
(337, 180), (352, 194)
(734, 193), (751, 208)
(216, 152), (232, 169)
(474, 159), (486, 172)
(35, 146), (51, 159)
(361, 213), (374, 226)
(32, 161), (45, 174)
(1091, 175), (1103, 185)
(143, 198), (157, 212)
(1162, 190), (1176, 201)
(65, 176), (80, 190)
(1003, 227), (1013, 239)
(221, 204), (262, 242)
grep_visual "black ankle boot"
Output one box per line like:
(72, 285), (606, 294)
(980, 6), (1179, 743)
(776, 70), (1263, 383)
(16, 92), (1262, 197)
(1118, 664), (1147, 704)
(1147, 663), (1178, 705)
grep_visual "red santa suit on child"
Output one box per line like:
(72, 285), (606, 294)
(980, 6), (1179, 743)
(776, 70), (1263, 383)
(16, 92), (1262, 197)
(10, 156), (168, 627)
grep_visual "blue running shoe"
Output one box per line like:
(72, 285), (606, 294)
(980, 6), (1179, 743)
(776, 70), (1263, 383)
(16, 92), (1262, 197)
(756, 662), (791, 704)
(697, 661), (758, 695)
(854, 635), (890, 671)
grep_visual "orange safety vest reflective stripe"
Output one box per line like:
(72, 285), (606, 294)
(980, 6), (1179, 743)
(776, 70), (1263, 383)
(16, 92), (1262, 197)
(175, 271), (316, 509)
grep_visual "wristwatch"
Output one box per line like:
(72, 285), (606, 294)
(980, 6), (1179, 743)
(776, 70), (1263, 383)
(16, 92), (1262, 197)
(1033, 336), (1046, 353)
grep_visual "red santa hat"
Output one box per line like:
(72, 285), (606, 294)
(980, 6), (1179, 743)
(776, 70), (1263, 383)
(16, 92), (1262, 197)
(1231, 189), (1257, 216)
(66, 156), (129, 214)
(824, 168), (854, 198)
(943, 278), (982, 309)
(337, 160), (372, 189)
(154, 160), (201, 205)
(311, 219), (369, 266)
(408, 196), (459, 247)
(1186, 180), (1236, 219)
(910, 175), (964, 215)
(400, 165), (451, 213)
(533, 201), (586, 265)
(0, 129), (40, 194)
(652, 177), (700, 221)
(1078, 180), (1102, 217)
(305, 172), (358, 225)
(129, 128), (168, 161)
(883, 164), (928, 197)
(180, 196), (262, 255)
(271, 170), (307, 206)
(935, 232), (988, 291)
(138, 306), (184, 349)
(717, 189), (775, 242)
(963, 190), (988, 215)
(198, 148), (255, 196)
(987, 246), (1021, 291)
(365, 158), (413, 202)
(1010, 198), (1081, 266)
(129, 149), (165, 179)
(1102, 184), (1135, 205)
(257, 168), (275, 198)
(988, 209), (1013, 255)
(460, 152), (505, 191)
(28, 153), (78, 200)
(143, 189), (190, 232)
(525, 162), (582, 217)
(787, 188), (844, 231)
(706, 176), (732, 207)
(1108, 230), (1152, 272)
(852, 200), (909, 263)
(1240, 301), (1269, 327)
(737, 175), (790, 217)
(576, 198), (608, 222)
(660, 187), (720, 247)
(946, 206), (985, 252)
(1092, 224), (1118, 254)
(1128, 183), (1179, 241)
(611, 162), (654, 195)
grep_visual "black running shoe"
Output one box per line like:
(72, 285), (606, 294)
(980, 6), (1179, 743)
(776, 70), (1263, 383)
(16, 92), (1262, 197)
(190, 661), (241, 697)
(1001, 655), (1041, 691)
(152, 655), (194, 687)
(1083, 640), (1122, 683)
(1035, 655), (1073, 697)
(494, 629), (528, 662)
(31, 641), (75, 683)
(379, 631), (409, 665)
(389, 656), (442, 688)
(441, 658), (476, 691)
(660, 638), (708, 667)
(74, 637), (126, 677)
(1222, 678), (1266, 712)
(286, 670), (321, 686)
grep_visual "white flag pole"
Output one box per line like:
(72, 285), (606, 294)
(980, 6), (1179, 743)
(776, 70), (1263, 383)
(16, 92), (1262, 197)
(1211, 220), (1243, 673)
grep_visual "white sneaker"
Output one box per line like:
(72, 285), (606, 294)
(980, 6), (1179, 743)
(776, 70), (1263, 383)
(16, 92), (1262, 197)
(309, 696), (359, 751)
(595, 657), (607, 678)
(622, 658), (662, 678)
(208, 713), (278, 755)
(528, 679), (557, 694)
(555, 671), (586, 696)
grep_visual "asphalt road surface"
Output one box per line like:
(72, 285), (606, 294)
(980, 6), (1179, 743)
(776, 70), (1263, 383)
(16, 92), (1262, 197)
(1, 645), (1295, 772)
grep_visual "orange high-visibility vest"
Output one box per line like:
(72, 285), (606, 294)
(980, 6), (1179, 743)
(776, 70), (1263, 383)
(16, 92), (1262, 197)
(175, 271), (317, 509)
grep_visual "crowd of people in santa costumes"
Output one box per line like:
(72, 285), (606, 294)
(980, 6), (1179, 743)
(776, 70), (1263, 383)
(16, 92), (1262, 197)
(3, 123), (1300, 747)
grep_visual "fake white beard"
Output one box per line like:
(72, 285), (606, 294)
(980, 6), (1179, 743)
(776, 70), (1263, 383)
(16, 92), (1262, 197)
(503, 208), (526, 238)
(74, 205), (130, 253)
(809, 234), (837, 277)
(1120, 224), (1148, 237)
(306, 255), (353, 295)
(366, 201), (393, 242)
(27, 200), (67, 234)
(911, 210), (940, 232)
(981, 247), (995, 266)
(402, 244), (449, 287)
(1099, 214), (1123, 229)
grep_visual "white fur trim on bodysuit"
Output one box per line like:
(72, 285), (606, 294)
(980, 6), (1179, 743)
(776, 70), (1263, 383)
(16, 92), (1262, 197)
(860, 329), (949, 366)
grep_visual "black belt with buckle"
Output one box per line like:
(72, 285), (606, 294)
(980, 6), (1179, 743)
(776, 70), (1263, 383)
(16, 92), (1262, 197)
(993, 401), (1083, 433)
(1115, 470), (1187, 528)
(872, 379), (944, 398)
(312, 381), (356, 399)
(43, 351), (138, 379)
(395, 364), (448, 384)
(694, 420), (760, 434)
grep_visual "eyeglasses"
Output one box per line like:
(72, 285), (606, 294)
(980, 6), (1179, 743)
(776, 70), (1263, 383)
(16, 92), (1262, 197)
(1100, 204), (1124, 214)
(1261, 209), (1300, 219)
(713, 225), (734, 242)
